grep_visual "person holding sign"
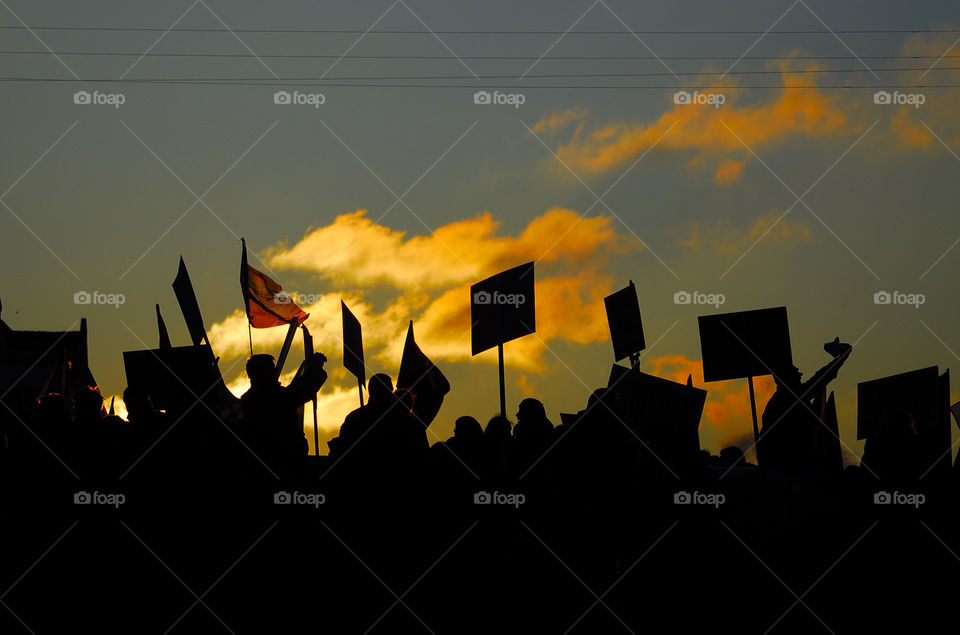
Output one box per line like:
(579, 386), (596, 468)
(759, 337), (852, 474)
(241, 351), (328, 478)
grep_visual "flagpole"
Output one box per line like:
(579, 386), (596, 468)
(498, 342), (506, 418)
(302, 325), (320, 457)
(275, 319), (298, 375)
(748, 376), (761, 464)
(358, 379), (364, 407)
(248, 322), (253, 357)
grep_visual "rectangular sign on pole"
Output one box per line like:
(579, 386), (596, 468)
(856, 366), (939, 440)
(698, 307), (792, 382)
(123, 344), (236, 410)
(608, 363), (707, 455)
(470, 262), (536, 356)
(604, 281), (645, 362)
(341, 301), (365, 387)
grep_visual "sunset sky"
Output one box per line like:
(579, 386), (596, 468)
(2, 0), (959, 460)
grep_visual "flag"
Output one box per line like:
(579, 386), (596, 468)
(470, 262), (536, 355)
(397, 321), (450, 397)
(172, 256), (208, 347)
(341, 301), (365, 385)
(603, 280), (645, 362)
(156, 304), (172, 350)
(241, 238), (308, 328)
(397, 320), (450, 427)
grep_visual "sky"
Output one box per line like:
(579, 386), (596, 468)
(2, 0), (959, 461)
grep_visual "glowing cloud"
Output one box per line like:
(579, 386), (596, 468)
(680, 211), (812, 254)
(539, 62), (857, 184)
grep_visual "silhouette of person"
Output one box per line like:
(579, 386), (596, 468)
(861, 411), (922, 481)
(759, 339), (852, 474)
(335, 373), (397, 458)
(482, 414), (515, 482)
(450, 416), (483, 462)
(241, 352), (328, 476)
(393, 387), (430, 456)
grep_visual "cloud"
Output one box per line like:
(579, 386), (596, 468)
(531, 107), (588, 134)
(266, 207), (629, 291)
(883, 31), (960, 150)
(549, 61), (856, 184)
(642, 354), (775, 449)
(204, 207), (640, 449)
(680, 211), (812, 254)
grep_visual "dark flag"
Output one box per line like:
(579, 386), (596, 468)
(470, 262), (536, 356)
(698, 307), (793, 382)
(155, 304), (172, 350)
(172, 256), (209, 347)
(397, 321), (450, 427)
(240, 238), (308, 328)
(341, 301), (365, 386)
(604, 280), (645, 362)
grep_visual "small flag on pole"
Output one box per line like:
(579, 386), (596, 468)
(398, 320), (450, 398)
(156, 304), (172, 350)
(397, 320), (450, 427)
(172, 257), (209, 347)
(341, 301), (365, 387)
(240, 238), (308, 329)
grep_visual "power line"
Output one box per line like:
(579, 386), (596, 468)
(2, 50), (960, 61)
(1, 78), (956, 88)
(0, 67), (957, 83)
(0, 25), (958, 35)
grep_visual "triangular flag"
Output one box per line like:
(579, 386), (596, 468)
(341, 301), (365, 385)
(397, 321), (450, 427)
(172, 256), (209, 347)
(398, 321), (450, 397)
(241, 238), (308, 328)
(156, 304), (172, 350)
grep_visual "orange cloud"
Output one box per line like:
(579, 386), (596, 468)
(643, 354), (775, 449)
(549, 61), (857, 184)
(531, 107), (588, 134)
(266, 207), (629, 291)
(206, 207), (640, 449)
(680, 211), (812, 254)
(881, 32), (960, 150)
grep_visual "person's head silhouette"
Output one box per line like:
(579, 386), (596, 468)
(368, 373), (394, 406)
(246, 354), (278, 389)
(773, 365), (802, 390)
(73, 385), (104, 422)
(516, 398), (546, 425)
(454, 416), (482, 443)
(485, 414), (512, 440)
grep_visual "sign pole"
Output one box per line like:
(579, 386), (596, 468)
(747, 376), (761, 462)
(498, 342), (506, 417)
(274, 319), (298, 375)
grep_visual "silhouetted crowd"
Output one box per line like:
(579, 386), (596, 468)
(3, 349), (960, 634)
(3, 342), (956, 504)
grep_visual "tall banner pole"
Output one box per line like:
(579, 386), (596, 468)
(748, 376), (761, 463)
(302, 326), (319, 456)
(275, 319), (298, 375)
(498, 342), (506, 418)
